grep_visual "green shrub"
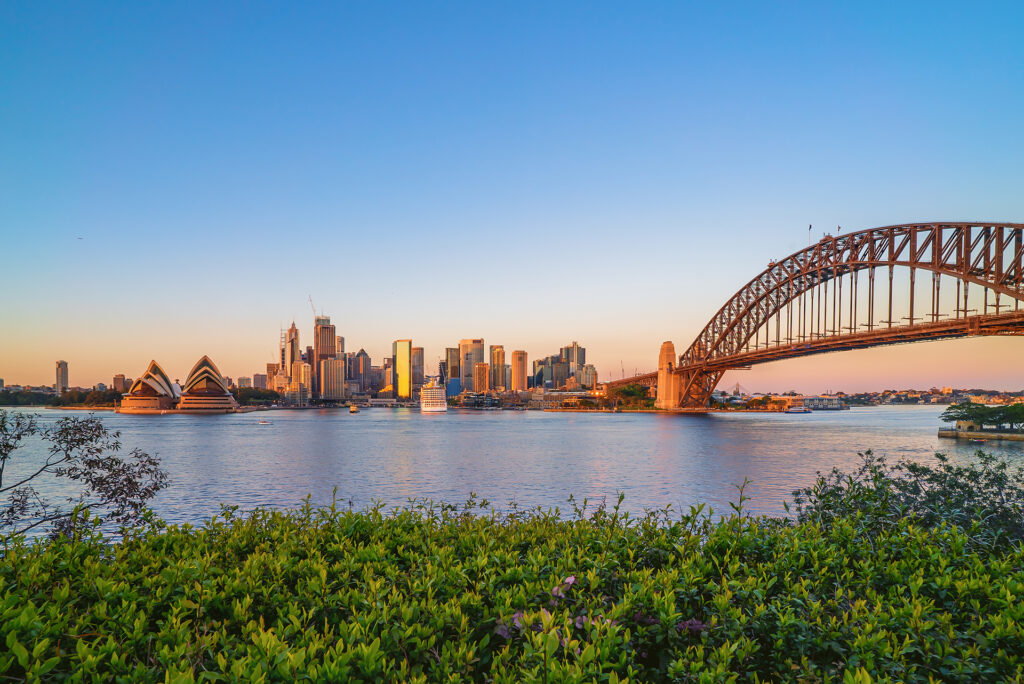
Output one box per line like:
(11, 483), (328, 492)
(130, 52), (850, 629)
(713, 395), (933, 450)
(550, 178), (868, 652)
(791, 450), (1024, 550)
(2, 486), (1024, 682)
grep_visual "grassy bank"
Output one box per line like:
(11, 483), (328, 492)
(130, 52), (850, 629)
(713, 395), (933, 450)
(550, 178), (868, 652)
(3, 487), (1024, 682)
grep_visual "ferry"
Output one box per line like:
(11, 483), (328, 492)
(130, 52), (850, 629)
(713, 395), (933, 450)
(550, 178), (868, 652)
(419, 379), (448, 413)
(349, 405), (360, 414)
(785, 406), (812, 414)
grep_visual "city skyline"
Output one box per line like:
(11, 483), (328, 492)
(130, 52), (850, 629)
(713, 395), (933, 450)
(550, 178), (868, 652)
(3, 3), (1024, 391)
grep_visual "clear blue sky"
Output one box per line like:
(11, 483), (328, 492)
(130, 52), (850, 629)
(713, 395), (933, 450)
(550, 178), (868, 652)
(3, 2), (1024, 390)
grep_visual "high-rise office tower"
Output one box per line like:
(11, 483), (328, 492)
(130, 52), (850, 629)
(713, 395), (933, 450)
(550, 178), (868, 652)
(560, 341), (586, 376)
(355, 349), (372, 391)
(112, 374), (128, 393)
(411, 347), (424, 389)
(474, 362), (490, 393)
(489, 345), (505, 391)
(459, 339), (484, 394)
(285, 322), (301, 378)
(319, 358), (346, 400)
(511, 351), (528, 392)
(392, 340), (412, 399)
(336, 336), (345, 355)
(55, 360), (68, 394)
(253, 373), (268, 390)
(313, 315), (336, 397)
(238, 377), (253, 389)
(445, 348), (460, 384)
(578, 364), (598, 389)
(291, 361), (312, 390)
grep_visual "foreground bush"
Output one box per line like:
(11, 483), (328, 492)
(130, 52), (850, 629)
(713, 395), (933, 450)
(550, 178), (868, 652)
(2, 491), (1024, 683)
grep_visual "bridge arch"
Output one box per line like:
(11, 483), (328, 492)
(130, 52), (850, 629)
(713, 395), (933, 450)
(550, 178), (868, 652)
(657, 222), (1024, 409)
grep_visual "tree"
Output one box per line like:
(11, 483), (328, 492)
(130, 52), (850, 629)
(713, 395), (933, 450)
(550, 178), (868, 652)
(0, 411), (167, 540)
(940, 402), (990, 427)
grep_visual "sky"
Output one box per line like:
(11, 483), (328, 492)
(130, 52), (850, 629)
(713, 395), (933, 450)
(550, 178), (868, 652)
(2, 2), (1024, 392)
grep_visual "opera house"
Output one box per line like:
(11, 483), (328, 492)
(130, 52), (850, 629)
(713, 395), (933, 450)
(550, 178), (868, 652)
(118, 356), (239, 414)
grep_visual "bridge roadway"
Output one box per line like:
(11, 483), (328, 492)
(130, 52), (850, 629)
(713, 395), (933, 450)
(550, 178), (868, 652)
(608, 309), (1024, 392)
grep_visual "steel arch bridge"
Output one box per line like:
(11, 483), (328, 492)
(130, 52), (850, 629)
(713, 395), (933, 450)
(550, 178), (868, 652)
(612, 222), (1024, 409)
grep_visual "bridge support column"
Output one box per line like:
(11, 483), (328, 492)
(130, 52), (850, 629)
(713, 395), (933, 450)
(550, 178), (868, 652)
(655, 341), (682, 409)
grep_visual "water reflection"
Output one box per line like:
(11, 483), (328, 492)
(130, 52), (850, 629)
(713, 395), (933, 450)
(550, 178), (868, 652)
(4, 405), (1021, 524)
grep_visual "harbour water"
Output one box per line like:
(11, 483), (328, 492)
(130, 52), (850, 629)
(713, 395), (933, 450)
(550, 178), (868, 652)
(6, 405), (1023, 524)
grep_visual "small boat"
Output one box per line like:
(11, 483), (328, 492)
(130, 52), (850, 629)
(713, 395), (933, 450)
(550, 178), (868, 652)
(970, 438), (987, 443)
(785, 406), (812, 414)
(349, 405), (360, 414)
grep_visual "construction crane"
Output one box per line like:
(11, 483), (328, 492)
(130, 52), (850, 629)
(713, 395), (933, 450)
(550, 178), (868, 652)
(308, 295), (316, 317)
(620, 360), (625, 379)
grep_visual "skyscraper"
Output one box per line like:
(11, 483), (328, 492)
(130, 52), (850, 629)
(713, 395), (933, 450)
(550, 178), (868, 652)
(313, 315), (337, 397)
(55, 360), (68, 394)
(474, 362), (490, 393)
(285, 322), (301, 378)
(489, 345), (505, 391)
(459, 339), (484, 394)
(336, 335), (345, 355)
(445, 348), (460, 383)
(392, 340), (412, 399)
(112, 374), (128, 393)
(319, 358), (346, 401)
(560, 341), (586, 376)
(253, 373), (268, 390)
(411, 347), (424, 390)
(511, 351), (528, 392)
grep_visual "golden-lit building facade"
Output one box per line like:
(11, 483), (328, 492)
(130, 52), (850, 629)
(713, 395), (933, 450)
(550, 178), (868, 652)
(474, 362), (490, 393)
(176, 356), (239, 412)
(510, 350), (528, 392)
(118, 360), (179, 412)
(392, 339), (412, 399)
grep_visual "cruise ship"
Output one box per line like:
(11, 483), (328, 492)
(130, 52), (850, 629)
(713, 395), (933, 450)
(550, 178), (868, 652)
(419, 378), (448, 412)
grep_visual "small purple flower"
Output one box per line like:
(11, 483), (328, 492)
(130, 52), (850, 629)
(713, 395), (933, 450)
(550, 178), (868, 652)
(511, 611), (525, 630)
(676, 618), (707, 633)
(563, 575), (576, 587)
(574, 615), (587, 629)
(494, 623), (512, 639)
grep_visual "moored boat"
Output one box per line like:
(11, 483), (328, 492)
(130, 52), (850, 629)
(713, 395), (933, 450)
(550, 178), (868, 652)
(420, 379), (448, 413)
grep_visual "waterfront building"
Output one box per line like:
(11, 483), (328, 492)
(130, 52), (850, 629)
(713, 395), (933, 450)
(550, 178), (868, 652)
(578, 364), (598, 389)
(489, 345), (505, 391)
(284, 322), (301, 378)
(272, 369), (290, 393)
(446, 377), (462, 397)
(118, 360), (179, 412)
(253, 373), (267, 390)
(392, 340), (412, 399)
(474, 362), (490, 393)
(176, 356), (239, 412)
(319, 358), (346, 401)
(291, 361), (312, 391)
(112, 374), (129, 393)
(238, 377), (253, 389)
(266, 363), (280, 381)
(504, 364), (511, 392)
(286, 380), (309, 406)
(459, 339), (484, 394)
(411, 347), (424, 390)
(312, 315), (336, 397)
(55, 360), (68, 394)
(511, 351), (528, 391)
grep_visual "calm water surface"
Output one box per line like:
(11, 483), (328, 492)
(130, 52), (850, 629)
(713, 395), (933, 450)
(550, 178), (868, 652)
(9, 405), (1024, 523)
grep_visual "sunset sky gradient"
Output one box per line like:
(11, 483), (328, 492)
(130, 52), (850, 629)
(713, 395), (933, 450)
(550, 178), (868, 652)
(2, 2), (1024, 391)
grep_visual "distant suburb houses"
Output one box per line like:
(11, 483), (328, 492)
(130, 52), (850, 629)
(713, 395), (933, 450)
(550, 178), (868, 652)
(117, 356), (239, 414)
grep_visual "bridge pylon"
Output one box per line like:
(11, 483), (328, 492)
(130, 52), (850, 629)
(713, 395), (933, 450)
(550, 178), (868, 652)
(654, 341), (680, 409)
